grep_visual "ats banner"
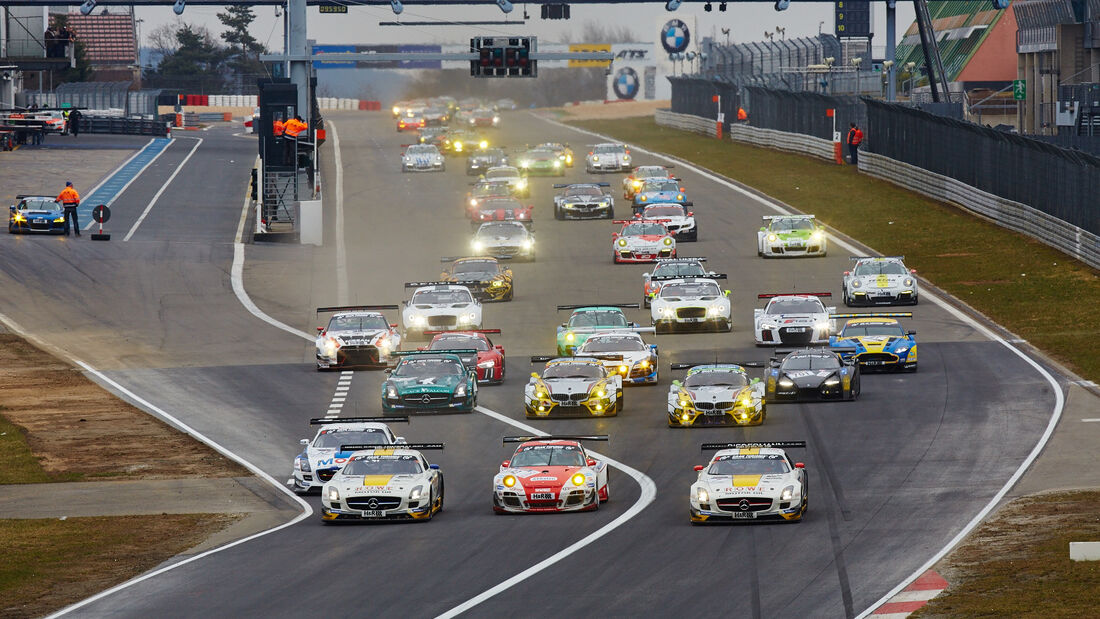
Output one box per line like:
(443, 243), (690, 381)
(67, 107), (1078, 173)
(569, 44), (612, 68)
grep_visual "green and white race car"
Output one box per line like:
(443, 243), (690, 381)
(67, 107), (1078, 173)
(555, 304), (640, 356)
(757, 215), (827, 258)
(381, 351), (478, 414)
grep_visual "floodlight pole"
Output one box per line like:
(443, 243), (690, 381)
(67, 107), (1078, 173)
(288, 0), (309, 120)
(885, 0), (897, 101)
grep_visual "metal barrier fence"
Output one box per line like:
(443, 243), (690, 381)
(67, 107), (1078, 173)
(668, 77), (741, 127)
(742, 86), (866, 141)
(78, 116), (170, 136)
(21, 86), (168, 118)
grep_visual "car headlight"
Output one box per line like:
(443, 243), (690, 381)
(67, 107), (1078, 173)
(479, 140), (488, 149)
(767, 234), (778, 242)
(660, 307), (673, 317)
(676, 194), (684, 200)
(617, 239), (627, 247)
(13, 213), (26, 222)
(781, 485), (794, 501)
(409, 485), (424, 501)
(815, 321), (830, 332)
(565, 332), (575, 343)
(592, 155), (599, 162)
(852, 280), (862, 288)
(535, 387), (549, 399)
(638, 360), (650, 369)
(455, 142), (464, 151)
(492, 116), (500, 123)
(761, 323), (778, 330)
(707, 305), (724, 316)
(460, 312), (477, 323)
(392, 106), (400, 115)
(895, 346), (910, 354)
(477, 360), (495, 368)
(386, 384), (399, 399)
(824, 377), (840, 386)
(472, 240), (485, 252)
(571, 473), (586, 487)
(516, 179), (527, 189)
(455, 383), (468, 397)
(904, 278), (914, 287)
(553, 160), (562, 168)
(469, 198), (478, 207)
(778, 378), (794, 388)
(323, 338), (338, 353)
(327, 486), (340, 503)
(503, 475), (517, 488)
(696, 487), (709, 503)
(811, 230), (825, 241)
(623, 155), (631, 162)
(490, 280), (504, 287)
(53, 216), (66, 223)
(618, 364), (629, 375)
(411, 314), (426, 326)
(663, 237), (673, 246)
(593, 388), (606, 398)
(296, 456), (311, 472)
(519, 160), (530, 168)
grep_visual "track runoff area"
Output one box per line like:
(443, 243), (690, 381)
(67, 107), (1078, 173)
(53, 107), (1061, 618)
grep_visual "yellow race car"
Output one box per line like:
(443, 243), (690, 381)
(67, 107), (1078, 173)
(525, 357), (623, 418)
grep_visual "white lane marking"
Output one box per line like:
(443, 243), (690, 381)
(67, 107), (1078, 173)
(538, 115), (1067, 619)
(83, 138), (175, 231)
(436, 406), (656, 619)
(1083, 418), (1100, 422)
(330, 121), (349, 305)
(123, 137), (203, 241)
(0, 312), (313, 619)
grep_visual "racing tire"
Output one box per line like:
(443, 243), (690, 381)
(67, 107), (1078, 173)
(643, 297), (650, 309)
(425, 489), (436, 521)
(850, 376), (861, 400)
(760, 405), (767, 423)
(401, 164), (407, 172)
(441, 163), (446, 172)
(616, 389), (624, 414)
(504, 287), (514, 301)
(720, 320), (732, 333)
(554, 205), (563, 220)
(438, 479), (445, 512)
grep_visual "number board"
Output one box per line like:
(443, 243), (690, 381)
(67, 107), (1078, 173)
(835, 0), (872, 38)
(318, 3), (348, 14)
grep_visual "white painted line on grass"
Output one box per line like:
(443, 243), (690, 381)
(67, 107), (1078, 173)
(536, 114), (1066, 619)
(123, 137), (203, 241)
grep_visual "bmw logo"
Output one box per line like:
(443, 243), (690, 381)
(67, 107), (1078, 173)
(613, 67), (640, 100)
(661, 19), (691, 54)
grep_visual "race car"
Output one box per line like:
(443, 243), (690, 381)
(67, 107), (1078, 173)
(471, 221), (535, 261)
(757, 215), (828, 257)
(422, 106), (450, 126)
(842, 256), (919, 306)
(623, 165), (674, 200)
(631, 179), (688, 211)
(442, 129), (488, 156)
(650, 277), (732, 334)
(574, 329), (659, 385)
(525, 358), (623, 417)
(668, 363), (766, 427)
(765, 348), (860, 402)
(320, 442), (445, 522)
(392, 100), (411, 117)
(8, 195), (66, 234)
(552, 183), (614, 220)
(636, 203), (696, 241)
(642, 257), (716, 307)
(469, 107), (499, 128)
(516, 147), (566, 176)
(396, 114), (425, 132)
(290, 416), (408, 493)
(689, 441), (808, 524)
(612, 219), (676, 263)
(469, 197), (533, 226)
(466, 147), (508, 176)
(494, 435), (610, 512)
(440, 256), (513, 302)
(482, 165), (529, 198)
(466, 179), (515, 216)
(556, 304), (641, 356)
(401, 144), (445, 172)
(417, 126), (448, 147)
(402, 283), (483, 339)
(828, 312), (917, 371)
(315, 305), (403, 370)
(585, 143), (631, 173)
(381, 351), (478, 413)
(537, 142), (574, 167)
(422, 330), (505, 383)
(753, 293), (836, 346)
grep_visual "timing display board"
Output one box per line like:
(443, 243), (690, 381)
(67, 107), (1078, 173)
(835, 0), (872, 38)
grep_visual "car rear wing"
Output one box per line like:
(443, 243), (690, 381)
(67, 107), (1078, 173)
(567, 326), (654, 334)
(404, 281), (477, 288)
(15, 194), (60, 200)
(530, 354), (624, 363)
(849, 255), (904, 261)
(424, 329), (501, 335)
(439, 256), (513, 262)
(316, 305), (399, 313)
(393, 349), (479, 356)
(762, 214), (815, 220)
(341, 443), (444, 451)
(556, 303), (639, 311)
(613, 219), (672, 225)
(756, 292), (831, 299)
(829, 312), (913, 320)
(649, 274), (727, 282)
(310, 416), (409, 424)
(701, 441), (806, 451)
(670, 362), (764, 370)
(552, 183), (610, 188)
(655, 257), (706, 263)
(503, 435), (608, 444)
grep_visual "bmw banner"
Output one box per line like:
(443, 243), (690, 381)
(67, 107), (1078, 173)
(606, 44), (660, 101)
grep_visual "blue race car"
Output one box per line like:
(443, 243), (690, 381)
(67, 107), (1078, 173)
(382, 351), (478, 414)
(828, 313), (917, 372)
(631, 179), (689, 214)
(8, 195), (67, 234)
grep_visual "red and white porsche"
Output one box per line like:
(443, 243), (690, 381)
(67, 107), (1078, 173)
(612, 219), (676, 264)
(469, 197), (533, 225)
(422, 329), (505, 384)
(493, 436), (609, 513)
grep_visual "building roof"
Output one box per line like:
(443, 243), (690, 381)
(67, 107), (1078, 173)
(895, 2), (1015, 84)
(65, 12), (137, 65)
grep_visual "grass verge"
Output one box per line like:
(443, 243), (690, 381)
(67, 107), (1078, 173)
(571, 117), (1100, 383)
(0, 413), (82, 484)
(0, 514), (242, 618)
(912, 491), (1100, 618)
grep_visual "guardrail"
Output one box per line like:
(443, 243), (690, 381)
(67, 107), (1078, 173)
(727, 124), (834, 161)
(80, 116), (170, 137)
(654, 109), (718, 138)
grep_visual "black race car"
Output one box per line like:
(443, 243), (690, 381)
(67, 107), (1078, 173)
(467, 147), (508, 176)
(765, 348), (860, 402)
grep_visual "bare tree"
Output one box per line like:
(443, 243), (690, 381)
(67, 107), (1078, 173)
(561, 21), (639, 44)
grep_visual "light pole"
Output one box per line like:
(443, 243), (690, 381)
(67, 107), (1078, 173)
(851, 56), (862, 95)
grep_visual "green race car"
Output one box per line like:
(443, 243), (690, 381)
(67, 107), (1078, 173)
(756, 214), (828, 258)
(555, 304), (640, 356)
(516, 147), (566, 176)
(381, 351), (478, 414)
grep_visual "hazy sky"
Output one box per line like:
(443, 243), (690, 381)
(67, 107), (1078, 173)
(135, 2), (916, 57)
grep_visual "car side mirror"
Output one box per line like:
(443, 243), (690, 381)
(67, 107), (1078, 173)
(724, 290), (731, 297)
(395, 436), (406, 444)
(300, 439), (310, 445)
(586, 458), (597, 467)
(910, 269), (917, 274)
(430, 463), (440, 470)
(642, 272), (650, 278)
(693, 465), (704, 471)
(8, 206), (14, 213)
(843, 271), (850, 276)
(316, 327), (324, 332)
(384, 368), (392, 374)
(390, 323), (398, 328)
(907, 330), (917, 335)
(795, 462), (805, 469)
(530, 372), (539, 379)
(502, 460), (510, 467)
(687, 211), (694, 217)
(671, 379), (681, 387)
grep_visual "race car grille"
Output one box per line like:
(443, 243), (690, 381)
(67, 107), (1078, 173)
(563, 490), (586, 506)
(677, 307), (706, 319)
(340, 346), (380, 365)
(691, 414), (735, 426)
(401, 393), (451, 405)
(316, 469), (337, 482)
(694, 401), (735, 411)
(427, 316), (456, 327)
(565, 203), (604, 211)
(778, 328), (814, 345)
(526, 500), (559, 508)
(346, 497), (402, 510)
(551, 393), (587, 404)
(857, 352), (899, 364)
(716, 497), (773, 512)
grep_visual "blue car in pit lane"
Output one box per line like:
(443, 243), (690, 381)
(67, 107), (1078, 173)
(8, 195), (67, 234)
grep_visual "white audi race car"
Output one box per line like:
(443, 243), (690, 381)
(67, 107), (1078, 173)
(842, 256), (919, 306)
(493, 435), (610, 513)
(585, 143), (631, 173)
(690, 441), (808, 524)
(757, 215), (827, 257)
(650, 276), (732, 334)
(290, 417), (407, 493)
(574, 329), (659, 385)
(525, 356), (623, 417)
(315, 305), (402, 370)
(402, 283), (483, 339)
(483, 165), (529, 198)
(637, 203), (697, 241)
(753, 293), (836, 346)
(472, 221), (536, 261)
(320, 443), (445, 523)
(401, 144), (445, 172)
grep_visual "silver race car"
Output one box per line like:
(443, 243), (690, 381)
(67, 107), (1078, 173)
(585, 143), (632, 173)
(320, 443), (445, 523)
(642, 257), (716, 307)
(650, 276), (732, 334)
(315, 305), (402, 369)
(525, 356), (623, 418)
(290, 417), (408, 493)
(842, 256), (919, 306)
(690, 441), (808, 524)
(402, 283), (483, 339)
(574, 329), (659, 385)
(667, 363), (766, 427)
(552, 183), (614, 220)
(752, 293), (836, 346)
(637, 203), (697, 241)
(472, 221), (536, 261)
(401, 144), (445, 172)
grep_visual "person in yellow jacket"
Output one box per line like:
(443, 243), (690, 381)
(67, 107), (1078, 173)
(57, 181), (81, 236)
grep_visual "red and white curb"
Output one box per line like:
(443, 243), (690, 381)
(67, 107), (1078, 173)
(870, 570), (948, 617)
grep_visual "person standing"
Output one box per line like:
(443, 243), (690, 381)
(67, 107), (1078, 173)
(272, 114), (285, 137)
(847, 122), (864, 166)
(68, 108), (82, 137)
(57, 181), (81, 236)
(737, 107), (748, 123)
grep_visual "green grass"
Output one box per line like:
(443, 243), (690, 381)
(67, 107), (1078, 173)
(0, 414), (82, 484)
(573, 117), (1100, 382)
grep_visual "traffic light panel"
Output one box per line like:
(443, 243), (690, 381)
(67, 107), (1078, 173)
(470, 36), (537, 78)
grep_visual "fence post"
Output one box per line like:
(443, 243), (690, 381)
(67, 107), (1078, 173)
(828, 108), (843, 164)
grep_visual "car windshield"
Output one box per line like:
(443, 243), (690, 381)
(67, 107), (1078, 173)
(478, 223), (525, 239)
(476, 148), (504, 158)
(569, 310), (628, 328)
(580, 335), (646, 352)
(313, 428), (389, 449)
(634, 166), (665, 177)
(328, 315), (389, 331)
(473, 183), (511, 196)
(407, 146), (436, 155)
(771, 218), (815, 232)
(841, 323), (906, 337)
(479, 199), (522, 211)
(486, 169), (516, 180)
(343, 456), (422, 476)
(451, 260), (499, 276)
(511, 445), (586, 467)
(783, 353), (841, 370)
(410, 289), (473, 304)
(854, 261), (907, 276)
(18, 197), (58, 210)
(623, 223), (666, 236)
(653, 262), (706, 277)
(644, 205), (685, 218)
(529, 150), (555, 159)
(767, 298), (824, 314)
(708, 455), (790, 475)
(660, 282), (721, 299)
(645, 181), (679, 192)
(430, 335), (489, 351)
(543, 362), (604, 379)
(393, 357), (465, 377)
(566, 186), (602, 197)
(594, 145), (623, 154)
(684, 370), (748, 388)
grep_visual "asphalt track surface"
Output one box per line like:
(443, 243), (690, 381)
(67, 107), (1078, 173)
(0, 115), (1062, 618)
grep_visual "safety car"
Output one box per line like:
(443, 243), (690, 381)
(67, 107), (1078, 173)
(585, 143), (631, 173)
(315, 305), (402, 370)
(690, 441), (808, 524)
(650, 277), (732, 334)
(765, 348), (860, 402)
(290, 416), (408, 493)
(381, 351), (478, 413)
(612, 219), (676, 263)
(642, 257), (715, 307)
(757, 215), (827, 257)
(423, 330), (505, 383)
(320, 443), (445, 522)
(482, 165), (529, 198)
(494, 436), (610, 512)
(440, 256), (513, 301)
(471, 221), (535, 261)
(537, 142), (574, 167)
(469, 197), (533, 225)
(829, 312), (917, 371)
(637, 203), (696, 240)
(631, 179), (688, 212)
(842, 256), (919, 306)
(8, 195), (66, 234)
(753, 293), (835, 346)
(466, 147), (508, 176)
(556, 304), (640, 356)
(525, 358), (623, 417)
(552, 183), (614, 220)
(402, 283), (482, 339)
(516, 147), (566, 176)
(668, 363), (766, 427)
(623, 165), (674, 199)
(401, 144), (445, 172)
(574, 329), (659, 385)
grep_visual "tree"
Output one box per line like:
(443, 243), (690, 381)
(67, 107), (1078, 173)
(145, 24), (227, 92)
(217, 5), (267, 78)
(561, 21), (639, 44)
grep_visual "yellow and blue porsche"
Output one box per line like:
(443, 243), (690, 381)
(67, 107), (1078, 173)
(828, 313), (917, 372)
